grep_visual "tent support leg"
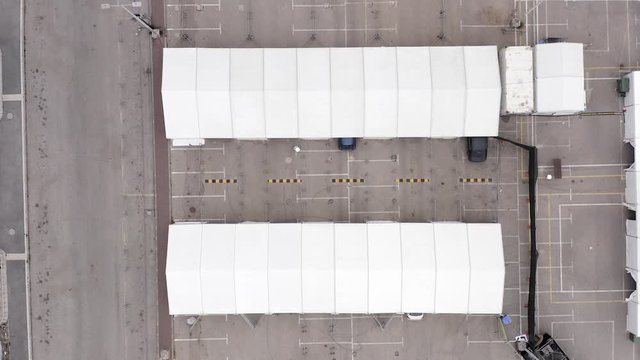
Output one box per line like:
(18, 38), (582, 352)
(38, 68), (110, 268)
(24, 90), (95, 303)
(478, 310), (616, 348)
(241, 314), (263, 329)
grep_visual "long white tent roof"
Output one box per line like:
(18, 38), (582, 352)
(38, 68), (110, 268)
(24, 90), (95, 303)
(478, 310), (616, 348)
(161, 47), (501, 140)
(166, 222), (505, 315)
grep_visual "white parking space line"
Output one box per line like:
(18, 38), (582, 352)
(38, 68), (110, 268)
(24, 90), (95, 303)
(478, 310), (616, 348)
(5, 253), (27, 261)
(298, 149), (341, 153)
(166, 26), (222, 32)
(171, 170), (225, 175)
(291, 0), (396, 8)
(292, 26), (397, 32)
(166, 2), (220, 9)
(171, 194), (225, 199)
(349, 210), (400, 214)
(349, 158), (397, 163)
(19, 0), (32, 353)
(1, 94), (23, 101)
(296, 172), (349, 177)
(297, 196), (348, 201)
(174, 335), (228, 343)
(170, 146), (224, 151)
(173, 216), (226, 223)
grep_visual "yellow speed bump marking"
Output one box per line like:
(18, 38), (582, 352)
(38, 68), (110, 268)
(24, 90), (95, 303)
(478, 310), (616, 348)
(267, 178), (302, 184)
(204, 178), (238, 184)
(396, 178), (430, 183)
(459, 177), (493, 183)
(331, 178), (365, 184)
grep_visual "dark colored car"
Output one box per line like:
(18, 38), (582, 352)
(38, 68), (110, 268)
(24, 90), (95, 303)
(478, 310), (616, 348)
(338, 137), (356, 150)
(467, 137), (488, 162)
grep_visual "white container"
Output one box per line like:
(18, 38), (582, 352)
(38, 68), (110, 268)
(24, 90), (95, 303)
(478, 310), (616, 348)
(499, 46), (534, 115)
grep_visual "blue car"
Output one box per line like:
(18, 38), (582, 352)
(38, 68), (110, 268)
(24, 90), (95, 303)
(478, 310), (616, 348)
(338, 137), (356, 151)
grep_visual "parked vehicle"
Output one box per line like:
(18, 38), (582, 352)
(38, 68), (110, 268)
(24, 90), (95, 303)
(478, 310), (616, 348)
(338, 138), (356, 151)
(467, 137), (488, 162)
(406, 313), (424, 321)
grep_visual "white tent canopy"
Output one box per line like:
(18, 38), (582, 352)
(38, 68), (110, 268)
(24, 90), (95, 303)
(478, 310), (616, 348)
(624, 72), (640, 210)
(627, 220), (640, 335)
(625, 72), (640, 145)
(624, 73), (640, 336)
(161, 46), (501, 140)
(166, 222), (505, 315)
(533, 43), (585, 115)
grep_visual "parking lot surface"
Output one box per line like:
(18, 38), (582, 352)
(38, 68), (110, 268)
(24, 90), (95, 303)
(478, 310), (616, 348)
(161, 0), (640, 359)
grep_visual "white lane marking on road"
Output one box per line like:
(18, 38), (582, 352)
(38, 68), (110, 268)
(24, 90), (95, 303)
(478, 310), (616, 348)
(6, 253), (27, 261)
(2, 94), (23, 101)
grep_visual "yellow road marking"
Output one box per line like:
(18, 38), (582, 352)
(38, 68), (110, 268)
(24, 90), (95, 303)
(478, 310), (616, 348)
(204, 179), (237, 184)
(396, 178), (430, 183)
(331, 178), (365, 183)
(267, 178), (302, 184)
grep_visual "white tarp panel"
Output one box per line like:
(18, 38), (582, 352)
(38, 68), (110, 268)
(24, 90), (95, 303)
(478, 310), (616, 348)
(627, 235), (640, 274)
(533, 43), (585, 114)
(166, 222), (504, 315)
(162, 47), (501, 140)
(331, 48), (365, 137)
(264, 49), (299, 138)
(401, 223), (436, 313)
(364, 47), (398, 138)
(625, 72), (640, 108)
(297, 48), (332, 139)
(467, 224), (505, 314)
(235, 223), (269, 313)
(434, 223), (470, 313)
(268, 224), (302, 313)
(301, 223), (335, 313)
(535, 77), (586, 115)
(626, 166), (639, 208)
(397, 47), (431, 137)
(162, 48), (199, 139)
(624, 72), (640, 145)
(166, 223), (203, 315)
(464, 47), (501, 136)
(430, 47), (466, 137)
(197, 48), (232, 138)
(625, 105), (640, 143)
(628, 291), (640, 335)
(230, 49), (265, 139)
(627, 220), (640, 281)
(368, 223), (402, 313)
(335, 224), (368, 313)
(201, 224), (236, 314)
(535, 43), (583, 78)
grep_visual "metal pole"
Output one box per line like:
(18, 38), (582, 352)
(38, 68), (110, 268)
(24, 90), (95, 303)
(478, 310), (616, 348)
(120, 5), (161, 39)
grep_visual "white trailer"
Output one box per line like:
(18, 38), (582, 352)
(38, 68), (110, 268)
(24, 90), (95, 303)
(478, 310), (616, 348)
(161, 46), (502, 141)
(499, 46), (534, 115)
(499, 42), (586, 116)
(165, 222), (505, 316)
